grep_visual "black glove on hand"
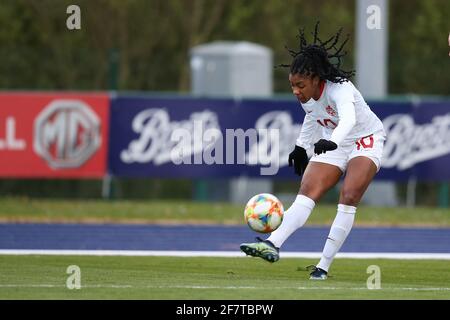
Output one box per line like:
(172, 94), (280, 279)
(314, 139), (338, 155)
(288, 145), (309, 176)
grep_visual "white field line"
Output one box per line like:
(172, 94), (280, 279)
(0, 284), (450, 291)
(1, 249), (450, 260)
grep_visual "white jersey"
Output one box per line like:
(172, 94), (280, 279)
(296, 80), (385, 150)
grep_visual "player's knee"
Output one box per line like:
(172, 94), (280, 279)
(340, 189), (361, 206)
(300, 180), (324, 201)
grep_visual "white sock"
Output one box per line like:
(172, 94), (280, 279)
(266, 195), (315, 248)
(317, 204), (356, 272)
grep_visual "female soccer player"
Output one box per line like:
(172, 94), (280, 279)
(240, 22), (386, 280)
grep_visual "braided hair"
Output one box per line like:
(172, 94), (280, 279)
(280, 22), (355, 83)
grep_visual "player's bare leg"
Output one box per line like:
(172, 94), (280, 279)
(241, 162), (342, 263)
(299, 162), (343, 202)
(314, 156), (378, 279)
(338, 156), (378, 206)
(267, 162), (342, 248)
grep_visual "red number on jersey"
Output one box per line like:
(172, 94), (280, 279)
(317, 119), (337, 129)
(356, 135), (374, 150)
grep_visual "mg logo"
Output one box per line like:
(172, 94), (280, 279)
(34, 100), (101, 168)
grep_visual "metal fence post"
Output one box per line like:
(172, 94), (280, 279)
(102, 48), (119, 200)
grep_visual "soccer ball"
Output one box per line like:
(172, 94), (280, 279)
(244, 193), (284, 233)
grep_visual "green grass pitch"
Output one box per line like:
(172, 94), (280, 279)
(1, 255), (449, 299)
(1, 197), (450, 226)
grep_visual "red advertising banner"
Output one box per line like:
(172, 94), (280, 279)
(0, 93), (109, 178)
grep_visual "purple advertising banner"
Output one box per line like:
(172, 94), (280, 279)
(109, 95), (450, 181)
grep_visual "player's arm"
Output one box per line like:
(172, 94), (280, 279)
(314, 85), (356, 154)
(329, 89), (356, 146)
(296, 113), (318, 150)
(289, 114), (318, 176)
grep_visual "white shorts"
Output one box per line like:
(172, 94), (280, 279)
(309, 132), (386, 173)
